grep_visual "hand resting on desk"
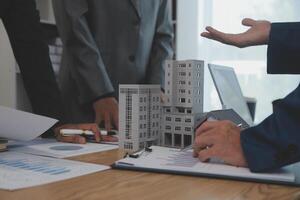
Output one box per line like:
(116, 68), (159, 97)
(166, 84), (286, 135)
(54, 123), (117, 144)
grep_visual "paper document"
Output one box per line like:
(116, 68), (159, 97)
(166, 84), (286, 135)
(0, 106), (58, 141)
(0, 151), (109, 190)
(9, 138), (119, 158)
(115, 146), (295, 183)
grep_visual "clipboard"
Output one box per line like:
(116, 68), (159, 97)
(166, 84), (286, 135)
(112, 146), (300, 186)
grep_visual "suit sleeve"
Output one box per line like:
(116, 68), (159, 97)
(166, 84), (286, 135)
(241, 22), (300, 172)
(146, 0), (174, 86)
(53, 0), (114, 104)
(267, 22), (300, 74)
(2, 0), (66, 125)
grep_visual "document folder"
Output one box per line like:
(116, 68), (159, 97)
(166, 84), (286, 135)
(113, 146), (300, 186)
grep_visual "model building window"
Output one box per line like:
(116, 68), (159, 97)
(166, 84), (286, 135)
(175, 118), (181, 122)
(174, 134), (182, 147)
(184, 135), (192, 147)
(179, 98), (185, 103)
(178, 108), (185, 113)
(166, 125), (171, 130)
(139, 142), (145, 149)
(185, 127), (192, 132)
(178, 64), (186, 68)
(164, 133), (172, 146)
(185, 118), (192, 123)
(179, 89), (185, 93)
(139, 115), (143, 120)
(187, 109), (192, 114)
(179, 80), (186, 85)
(140, 133), (143, 138)
(140, 97), (143, 103)
(166, 116), (172, 121)
(139, 106), (143, 111)
(179, 72), (186, 76)
(175, 126), (181, 131)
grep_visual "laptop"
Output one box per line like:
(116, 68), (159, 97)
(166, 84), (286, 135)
(208, 64), (254, 127)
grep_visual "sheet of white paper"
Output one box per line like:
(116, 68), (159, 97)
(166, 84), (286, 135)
(116, 146), (295, 183)
(0, 106), (58, 141)
(9, 138), (118, 158)
(0, 151), (109, 190)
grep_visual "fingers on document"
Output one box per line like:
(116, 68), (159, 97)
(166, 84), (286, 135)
(57, 135), (87, 144)
(101, 135), (118, 142)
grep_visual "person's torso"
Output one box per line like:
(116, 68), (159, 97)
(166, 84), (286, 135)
(63, 0), (162, 89)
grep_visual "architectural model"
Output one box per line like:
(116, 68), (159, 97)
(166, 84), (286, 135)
(119, 60), (205, 152)
(161, 60), (204, 148)
(119, 85), (161, 153)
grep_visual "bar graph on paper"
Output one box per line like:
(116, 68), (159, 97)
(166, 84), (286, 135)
(0, 152), (109, 190)
(0, 158), (71, 175)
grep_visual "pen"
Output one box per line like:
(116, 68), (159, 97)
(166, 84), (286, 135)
(237, 123), (243, 128)
(60, 129), (94, 136)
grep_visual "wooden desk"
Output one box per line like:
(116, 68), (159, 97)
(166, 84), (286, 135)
(1, 149), (300, 200)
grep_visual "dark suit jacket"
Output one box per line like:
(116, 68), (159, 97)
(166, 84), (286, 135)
(241, 22), (300, 172)
(53, 0), (174, 123)
(0, 0), (66, 133)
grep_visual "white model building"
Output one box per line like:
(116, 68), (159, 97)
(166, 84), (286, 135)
(119, 85), (161, 153)
(162, 60), (204, 148)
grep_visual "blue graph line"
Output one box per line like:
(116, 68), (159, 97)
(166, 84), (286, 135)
(0, 158), (70, 175)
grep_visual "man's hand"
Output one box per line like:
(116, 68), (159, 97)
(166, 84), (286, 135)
(201, 18), (271, 48)
(193, 120), (248, 167)
(93, 97), (119, 131)
(54, 123), (101, 144)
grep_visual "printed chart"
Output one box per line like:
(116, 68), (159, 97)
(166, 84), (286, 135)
(0, 152), (109, 190)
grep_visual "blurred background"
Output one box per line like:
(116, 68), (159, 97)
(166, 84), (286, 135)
(0, 0), (299, 124)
